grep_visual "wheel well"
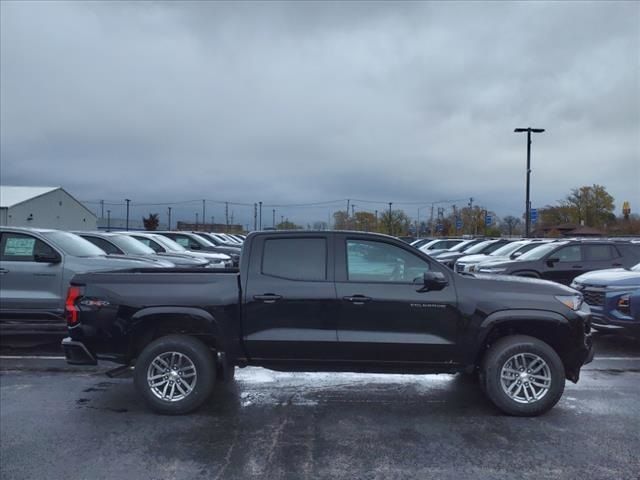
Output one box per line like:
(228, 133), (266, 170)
(130, 314), (219, 360)
(476, 321), (569, 369)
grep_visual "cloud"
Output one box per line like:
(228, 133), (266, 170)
(1, 0), (638, 225)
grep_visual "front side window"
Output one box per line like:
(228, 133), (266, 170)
(347, 240), (430, 283)
(0, 233), (55, 262)
(82, 236), (121, 255)
(132, 236), (164, 253)
(262, 238), (327, 281)
(553, 245), (582, 262)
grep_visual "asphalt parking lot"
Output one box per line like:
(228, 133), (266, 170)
(1, 333), (639, 480)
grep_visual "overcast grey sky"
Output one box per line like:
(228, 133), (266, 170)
(1, 0), (638, 226)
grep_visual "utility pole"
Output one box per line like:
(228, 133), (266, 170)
(259, 202), (263, 230)
(272, 209), (275, 227)
(453, 205), (458, 234)
(429, 204), (434, 236)
(125, 199), (131, 231)
(225, 202), (229, 232)
(514, 127), (545, 237)
(468, 197), (474, 236)
(388, 202), (393, 235)
(253, 203), (257, 231)
(107, 210), (111, 231)
(202, 200), (206, 229)
(346, 199), (350, 229)
(100, 200), (104, 219)
(195, 212), (199, 230)
(167, 207), (172, 230)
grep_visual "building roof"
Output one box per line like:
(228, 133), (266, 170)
(0, 186), (60, 208)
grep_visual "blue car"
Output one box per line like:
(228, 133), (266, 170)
(571, 263), (640, 333)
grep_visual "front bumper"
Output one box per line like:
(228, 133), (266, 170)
(61, 337), (97, 365)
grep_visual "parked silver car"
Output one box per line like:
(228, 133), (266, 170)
(0, 227), (162, 335)
(120, 232), (233, 268)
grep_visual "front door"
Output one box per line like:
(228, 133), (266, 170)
(335, 236), (461, 366)
(0, 232), (64, 315)
(542, 244), (584, 285)
(242, 235), (339, 362)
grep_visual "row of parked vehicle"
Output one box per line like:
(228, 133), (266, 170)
(409, 236), (640, 333)
(0, 227), (245, 335)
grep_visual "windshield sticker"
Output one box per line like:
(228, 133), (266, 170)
(4, 237), (36, 256)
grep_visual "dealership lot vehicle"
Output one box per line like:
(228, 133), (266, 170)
(572, 263), (640, 333)
(121, 232), (232, 268)
(154, 231), (241, 266)
(74, 231), (201, 268)
(418, 238), (465, 256)
(455, 239), (551, 273)
(0, 227), (162, 335)
(478, 239), (640, 285)
(63, 231), (592, 416)
(437, 238), (511, 268)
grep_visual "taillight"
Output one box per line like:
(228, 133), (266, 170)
(65, 286), (83, 326)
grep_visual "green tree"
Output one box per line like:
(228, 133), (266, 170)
(377, 209), (411, 236)
(353, 211), (377, 232)
(563, 184), (615, 228)
(143, 213), (159, 231)
(276, 220), (301, 230)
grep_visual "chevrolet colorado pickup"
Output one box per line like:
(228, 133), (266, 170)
(62, 231), (593, 416)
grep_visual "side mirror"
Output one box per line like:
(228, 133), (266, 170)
(419, 271), (449, 292)
(34, 252), (61, 264)
(511, 251), (522, 259)
(190, 243), (201, 250)
(546, 257), (559, 267)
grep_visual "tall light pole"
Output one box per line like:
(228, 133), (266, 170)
(388, 202), (393, 235)
(107, 209), (111, 231)
(272, 209), (275, 227)
(514, 127), (545, 237)
(167, 207), (172, 230)
(125, 199), (131, 231)
(259, 201), (263, 230)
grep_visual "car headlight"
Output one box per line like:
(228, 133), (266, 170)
(479, 267), (507, 273)
(617, 294), (631, 315)
(555, 294), (583, 311)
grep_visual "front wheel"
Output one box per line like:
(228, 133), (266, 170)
(134, 335), (215, 415)
(482, 335), (565, 416)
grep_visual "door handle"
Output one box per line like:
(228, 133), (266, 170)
(253, 294), (282, 304)
(0, 268), (8, 274)
(343, 295), (372, 305)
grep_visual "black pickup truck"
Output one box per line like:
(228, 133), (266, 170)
(62, 231), (593, 416)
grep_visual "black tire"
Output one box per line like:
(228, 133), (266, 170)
(482, 335), (565, 416)
(134, 335), (215, 415)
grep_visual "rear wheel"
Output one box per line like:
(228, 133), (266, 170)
(134, 335), (215, 414)
(482, 335), (565, 416)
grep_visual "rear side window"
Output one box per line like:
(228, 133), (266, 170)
(584, 245), (617, 261)
(262, 238), (327, 281)
(133, 236), (163, 253)
(0, 233), (55, 262)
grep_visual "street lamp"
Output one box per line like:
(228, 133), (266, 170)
(514, 127), (545, 237)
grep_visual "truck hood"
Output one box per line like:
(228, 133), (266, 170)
(74, 255), (165, 272)
(470, 272), (576, 294)
(456, 253), (492, 264)
(154, 253), (209, 266)
(106, 254), (175, 268)
(572, 268), (640, 287)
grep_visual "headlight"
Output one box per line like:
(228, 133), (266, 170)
(479, 267), (507, 273)
(555, 294), (583, 311)
(617, 294), (631, 315)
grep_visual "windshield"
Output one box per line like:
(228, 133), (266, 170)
(464, 240), (495, 254)
(41, 231), (106, 257)
(517, 242), (568, 261)
(490, 241), (526, 257)
(449, 240), (475, 252)
(109, 235), (156, 255)
(192, 234), (216, 247)
(152, 235), (187, 252)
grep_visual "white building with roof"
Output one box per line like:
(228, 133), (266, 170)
(0, 186), (97, 230)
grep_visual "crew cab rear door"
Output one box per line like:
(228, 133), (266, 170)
(334, 234), (462, 365)
(242, 234), (339, 361)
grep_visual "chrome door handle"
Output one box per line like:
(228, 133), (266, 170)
(253, 294), (282, 304)
(343, 295), (372, 305)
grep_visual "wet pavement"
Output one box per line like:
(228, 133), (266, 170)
(1, 332), (639, 480)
